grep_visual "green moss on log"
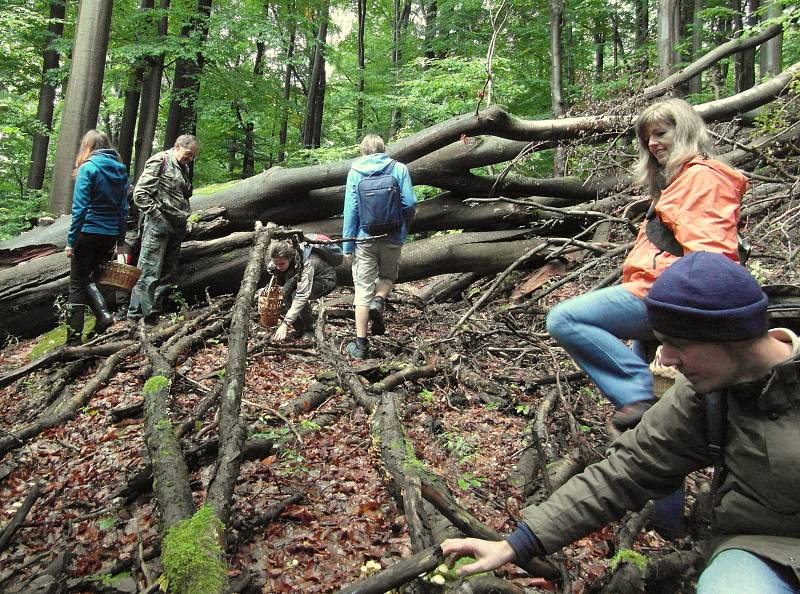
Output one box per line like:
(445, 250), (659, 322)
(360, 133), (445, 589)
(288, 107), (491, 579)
(159, 505), (226, 594)
(610, 549), (648, 571)
(143, 375), (170, 396)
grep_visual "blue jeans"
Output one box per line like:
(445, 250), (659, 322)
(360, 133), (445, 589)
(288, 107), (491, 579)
(698, 550), (800, 594)
(546, 286), (654, 408)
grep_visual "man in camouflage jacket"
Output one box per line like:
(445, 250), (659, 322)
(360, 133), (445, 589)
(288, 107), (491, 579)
(127, 134), (200, 323)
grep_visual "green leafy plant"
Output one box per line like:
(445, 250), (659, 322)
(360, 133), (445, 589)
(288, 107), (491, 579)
(417, 388), (435, 403)
(456, 472), (485, 491)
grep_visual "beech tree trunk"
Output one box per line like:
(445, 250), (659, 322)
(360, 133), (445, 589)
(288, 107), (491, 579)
(134, 0), (170, 182)
(118, 65), (145, 170)
(657, 0), (680, 79)
(303, 1), (329, 148)
(390, 0), (412, 135)
(163, 0), (214, 148)
(277, 6), (296, 163)
(356, 0), (366, 141)
(689, 0), (703, 94)
(48, 0), (114, 214)
(27, 0), (66, 191)
(635, 0), (648, 47)
(759, 0), (782, 76)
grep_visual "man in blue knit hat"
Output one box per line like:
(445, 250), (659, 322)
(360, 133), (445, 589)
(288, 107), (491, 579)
(442, 252), (800, 593)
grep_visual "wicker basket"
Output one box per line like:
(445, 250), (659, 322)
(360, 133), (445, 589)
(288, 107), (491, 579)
(96, 262), (142, 291)
(258, 283), (284, 328)
(649, 345), (679, 398)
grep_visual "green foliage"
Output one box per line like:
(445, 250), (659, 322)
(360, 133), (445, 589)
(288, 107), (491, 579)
(299, 419), (321, 431)
(98, 517), (116, 530)
(514, 404), (532, 415)
(456, 472), (485, 491)
(0, 188), (50, 240)
(159, 505), (226, 594)
(610, 549), (648, 571)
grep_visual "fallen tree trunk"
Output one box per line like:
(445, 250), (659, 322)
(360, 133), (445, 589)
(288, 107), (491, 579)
(0, 229), (553, 338)
(3, 64), (796, 257)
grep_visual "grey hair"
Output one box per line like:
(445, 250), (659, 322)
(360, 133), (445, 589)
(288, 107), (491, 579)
(360, 133), (385, 155)
(633, 98), (713, 197)
(269, 240), (296, 261)
(174, 134), (200, 149)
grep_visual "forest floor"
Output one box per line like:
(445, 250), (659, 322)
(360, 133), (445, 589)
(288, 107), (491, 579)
(1, 172), (798, 594)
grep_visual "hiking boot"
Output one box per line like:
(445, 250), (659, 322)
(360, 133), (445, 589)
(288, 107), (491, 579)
(87, 283), (113, 334)
(66, 304), (85, 346)
(611, 399), (656, 431)
(369, 296), (386, 336)
(346, 339), (369, 360)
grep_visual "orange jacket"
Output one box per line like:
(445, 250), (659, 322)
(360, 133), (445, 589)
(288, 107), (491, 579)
(622, 157), (747, 298)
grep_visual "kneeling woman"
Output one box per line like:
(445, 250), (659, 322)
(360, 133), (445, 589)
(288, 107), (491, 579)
(546, 98), (746, 430)
(65, 130), (129, 345)
(268, 240), (338, 341)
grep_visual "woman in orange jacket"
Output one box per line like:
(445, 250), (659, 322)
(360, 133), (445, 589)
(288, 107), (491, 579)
(546, 98), (747, 430)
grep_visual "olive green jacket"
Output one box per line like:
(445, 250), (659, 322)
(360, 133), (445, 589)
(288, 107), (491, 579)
(520, 329), (800, 574)
(133, 149), (192, 219)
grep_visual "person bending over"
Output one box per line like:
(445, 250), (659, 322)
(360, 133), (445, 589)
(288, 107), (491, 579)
(267, 240), (337, 341)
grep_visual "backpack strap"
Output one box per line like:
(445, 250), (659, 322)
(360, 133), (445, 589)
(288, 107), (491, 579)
(645, 204), (684, 257)
(373, 159), (395, 176)
(645, 204), (751, 264)
(705, 390), (728, 502)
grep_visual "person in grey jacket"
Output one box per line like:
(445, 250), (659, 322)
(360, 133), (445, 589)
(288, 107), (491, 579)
(267, 240), (337, 341)
(127, 134), (200, 324)
(442, 253), (800, 594)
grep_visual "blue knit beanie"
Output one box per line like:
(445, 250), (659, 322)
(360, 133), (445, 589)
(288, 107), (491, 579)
(645, 252), (768, 342)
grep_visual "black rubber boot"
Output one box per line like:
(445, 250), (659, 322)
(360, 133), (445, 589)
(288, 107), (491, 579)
(87, 283), (114, 335)
(66, 304), (85, 346)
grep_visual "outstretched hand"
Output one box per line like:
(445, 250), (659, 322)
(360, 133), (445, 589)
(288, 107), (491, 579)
(440, 538), (516, 577)
(272, 322), (289, 342)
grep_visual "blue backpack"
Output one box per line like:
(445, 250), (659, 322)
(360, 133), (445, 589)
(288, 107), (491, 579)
(356, 160), (402, 235)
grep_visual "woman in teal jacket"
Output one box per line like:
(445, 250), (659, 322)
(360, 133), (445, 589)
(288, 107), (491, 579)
(65, 130), (129, 344)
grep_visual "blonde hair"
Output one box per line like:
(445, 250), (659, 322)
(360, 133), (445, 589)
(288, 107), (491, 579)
(633, 98), (713, 197)
(360, 133), (385, 155)
(73, 129), (113, 179)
